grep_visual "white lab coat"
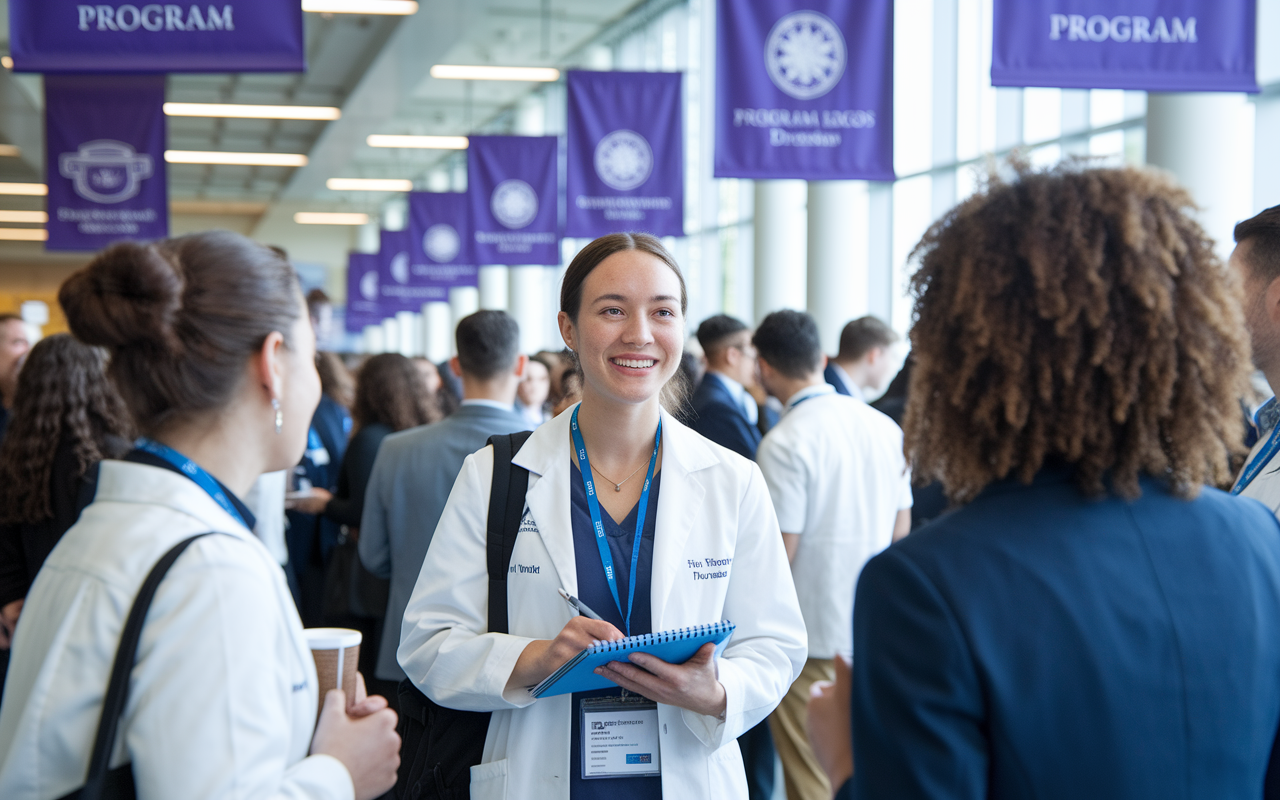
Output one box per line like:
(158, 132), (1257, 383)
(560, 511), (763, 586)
(399, 406), (807, 800)
(0, 460), (353, 800)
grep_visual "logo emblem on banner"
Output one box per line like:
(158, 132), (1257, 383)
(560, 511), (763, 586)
(491, 179), (538, 229)
(765, 11), (846, 100)
(390, 251), (410, 284)
(594, 130), (654, 191)
(360, 269), (378, 301)
(423, 223), (461, 262)
(59, 139), (154, 204)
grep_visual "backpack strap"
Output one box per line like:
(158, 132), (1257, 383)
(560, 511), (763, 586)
(76, 532), (217, 800)
(485, 431), (534, 635)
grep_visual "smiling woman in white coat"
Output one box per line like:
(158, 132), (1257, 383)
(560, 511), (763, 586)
(398, 232), (807, 800)
(0, 232), (400, 800)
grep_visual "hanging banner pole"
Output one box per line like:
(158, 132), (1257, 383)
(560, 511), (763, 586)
(566, 71), (684, 238)
(45, 73), (168, 251)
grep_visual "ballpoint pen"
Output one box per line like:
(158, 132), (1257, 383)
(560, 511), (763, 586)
(557, 587), (605, 621)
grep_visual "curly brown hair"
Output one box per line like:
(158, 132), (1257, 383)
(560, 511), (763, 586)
(351, 352), (438, 433)
(0, 334), (134, 524)
(904, 163), (1251, 503)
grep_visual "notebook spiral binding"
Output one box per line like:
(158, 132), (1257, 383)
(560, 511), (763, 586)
(588, 622), (733, 654)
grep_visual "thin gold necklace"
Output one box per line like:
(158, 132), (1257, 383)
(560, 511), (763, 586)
(590, 460), (648, 492)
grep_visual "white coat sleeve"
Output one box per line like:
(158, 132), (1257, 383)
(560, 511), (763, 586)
(681, 462), (807, 748)
(126, 536), (354, 800)
(398, 447), (539, 710)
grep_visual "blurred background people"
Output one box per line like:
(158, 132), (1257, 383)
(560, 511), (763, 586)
(359, 310), (529, 699)
(825, 316), (901, 402)
(516, 352), (552, 427)
(752, 309), (911, 800)
(0, 231), (399, 799)
(688, 314), (774, 460)
(0, 314), (31, 444)
(809, 165), (1280, 800)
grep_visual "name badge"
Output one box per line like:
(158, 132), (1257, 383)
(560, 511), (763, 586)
(580, 695), (661, 779)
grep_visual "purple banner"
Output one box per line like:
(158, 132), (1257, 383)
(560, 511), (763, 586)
(714, 0), (894, 181)
(45, 74), (167, 251)
(345, 252), (383, 334)
(468, 136), (560, 266)
(407, 192), (478, 288)
(379, 229), (446, 312)
(992, 1), (1257, 92)
(566, 71), (684, 238)
(11, 1), (304, 73)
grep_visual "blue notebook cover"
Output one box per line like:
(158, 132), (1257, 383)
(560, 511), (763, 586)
(530, 621), (737, 698)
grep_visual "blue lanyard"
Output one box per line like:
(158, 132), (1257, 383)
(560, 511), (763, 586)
(1234, 423), (1280, 495)
(570, 406), (660, 636)
(134, 437), (250, 529)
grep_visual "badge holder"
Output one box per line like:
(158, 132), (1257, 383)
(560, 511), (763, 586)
(580, 694), (662, 779)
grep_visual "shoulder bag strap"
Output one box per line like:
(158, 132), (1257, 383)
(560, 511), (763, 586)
(485, 431), (534, 635)
(77, 532), (217, 800)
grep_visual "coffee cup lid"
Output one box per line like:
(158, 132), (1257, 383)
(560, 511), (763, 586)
(304, 627), (363, 649)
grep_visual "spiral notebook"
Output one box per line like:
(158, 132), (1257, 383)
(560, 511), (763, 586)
(530, 621), (737, 698)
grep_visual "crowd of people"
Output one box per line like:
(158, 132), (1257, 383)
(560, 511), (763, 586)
(0, 163), (1279, 800)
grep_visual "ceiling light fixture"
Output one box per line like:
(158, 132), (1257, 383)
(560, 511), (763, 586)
(327, 178), (414, 192)
(165, 150), (308, 167)
(0, 228), (47, 241)
(302, 0), (418, 14)
(0, 210), (47, 223)
(294, 212), (370, 225)
(0, 57), (12, 70)
(0, 145), (20, 157)
(164, 103), (341, 121)
(0, 183), (47, 196)
(430, 64), (560, 82)
(366, 134), (469, 149)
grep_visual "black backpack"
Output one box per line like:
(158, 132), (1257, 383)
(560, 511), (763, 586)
(394, 430), (534, 800)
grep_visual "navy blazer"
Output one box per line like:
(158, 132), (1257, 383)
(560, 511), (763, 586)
(687, 373), (762, 460)
(843, 466), (1280, 800)
(285, 394), (350, 568)
(824, 363), (852, 396)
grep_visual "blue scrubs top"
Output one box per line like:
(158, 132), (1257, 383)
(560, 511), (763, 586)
(569, 464), (663, 799)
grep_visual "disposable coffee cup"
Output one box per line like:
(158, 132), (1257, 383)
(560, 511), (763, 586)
(304, 627), (361, 715)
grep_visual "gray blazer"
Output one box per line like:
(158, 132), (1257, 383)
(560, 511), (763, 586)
(359, 402), (532, 680)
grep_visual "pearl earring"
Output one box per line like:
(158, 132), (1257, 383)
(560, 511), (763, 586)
(272, 398), (283, 435)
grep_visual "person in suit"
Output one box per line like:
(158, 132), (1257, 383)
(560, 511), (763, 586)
(358, 310), (531, 685)
(688, 314), (771, 460)
(806, 165), (1280, 799)
(824, 316), (900, 402)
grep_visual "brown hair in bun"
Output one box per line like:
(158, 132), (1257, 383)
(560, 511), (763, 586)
(59, 230), (303, 433)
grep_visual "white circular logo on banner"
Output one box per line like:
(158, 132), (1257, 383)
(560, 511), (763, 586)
(491, 179), (539, 229)
(764, 11), (846, 100)
(390, 251), (410, 284)
(359, 269), (379, 301)
(594, 130), (654, 192)
(423, 223), (461, 263)
(58, 139), (154, 205)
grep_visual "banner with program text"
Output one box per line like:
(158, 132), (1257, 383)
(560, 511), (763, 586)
(45, 73), (168, 251)
(379, 229), (446, 313)
(991, 0), (1257, 92)
(714, 0), (894, 181)
(345, 252), (383, 334)
(408, 192), (478, 289)
(468, 136), (560, 266)
(567, 71), (684, 238)
(10, 0), (305, 72)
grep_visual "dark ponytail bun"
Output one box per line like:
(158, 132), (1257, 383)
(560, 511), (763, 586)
(59, 230), (302, 433)
(59, 240), (186, 357)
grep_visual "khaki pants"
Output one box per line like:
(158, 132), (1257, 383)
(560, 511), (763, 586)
(768, 657), (835, 800)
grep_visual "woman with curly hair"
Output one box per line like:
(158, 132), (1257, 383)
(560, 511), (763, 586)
(809, 164), (1280, 799)
(0, 334), (133, 644)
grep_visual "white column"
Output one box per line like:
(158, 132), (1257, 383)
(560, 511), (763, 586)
(1146, 93), (1255, 260)
(508, 266), (548, 354)
(1257, 96), (1280, 213)
(807, 181), (870, 354)
(479, 265), (510, 310)
(752, 180), (808, 324)
(362, 324), (384, 354)
(422, 302), (452, 363)
(449, 285), (481, 357)
(380, 317), (399, 355)
(395, 311), (417, 356)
